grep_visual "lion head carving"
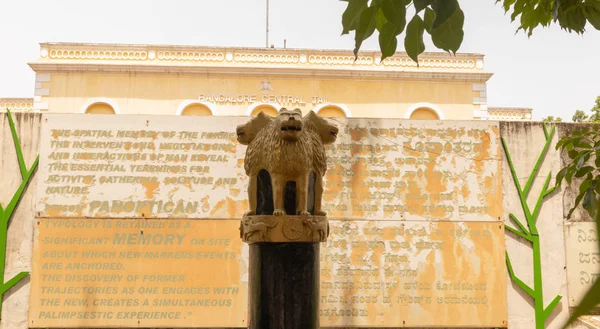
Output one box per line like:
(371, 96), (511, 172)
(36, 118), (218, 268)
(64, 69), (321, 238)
(236, 108), (338, 217)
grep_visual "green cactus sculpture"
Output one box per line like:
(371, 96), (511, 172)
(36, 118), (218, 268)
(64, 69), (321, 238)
(0, 110), (39, 315)
(501, 123), (562, 329)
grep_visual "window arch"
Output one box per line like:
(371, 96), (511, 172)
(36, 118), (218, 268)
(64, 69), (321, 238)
(180, 103), (212, 116)
(249, 104), (278, 117)
(85, 102), (116, 114)
(314, 103), (350, 118)
(81, 98), (120, 114)
(317, 105), (347, 118)
(176, 101), (215, 116)
(409, 107), (440, 120)
(405, 102), (444, 120)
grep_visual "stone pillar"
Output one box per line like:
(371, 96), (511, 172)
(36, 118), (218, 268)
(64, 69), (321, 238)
(235, 108), (338, 329)
(241, 186), (328, 329)
(247, 240), (320, 328)
(239, 165), (329, 329)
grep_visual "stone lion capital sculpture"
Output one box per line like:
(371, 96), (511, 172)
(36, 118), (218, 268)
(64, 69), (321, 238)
(235, 108), (338, 243)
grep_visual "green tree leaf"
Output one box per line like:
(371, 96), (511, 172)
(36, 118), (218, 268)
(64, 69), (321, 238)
(404, 15), (426, 65)
(413, 0), (431, 13)
(431, 0), (459, 29)
(575, 166), (594, 178)
(376, 7), (388, 32)
(430, 6), (464, 54)
(382, 0), (407, 29)
(556, 167), (569, 186)
(424, 7), (435, 33)
(379, 23), (399, 60)
(568, 149), (579, 159)
(354, 4), (379, 57)
(585, 3), (600, 29)
(342, 0), (369, 34)
(568, 187), (586, 218)
(566, 167), (576, 184)
(558, 3), (587, 33)
(572, 110), (589, 122)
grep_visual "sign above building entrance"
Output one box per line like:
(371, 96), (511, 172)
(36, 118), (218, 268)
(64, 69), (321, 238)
(198, 79), (329, 107)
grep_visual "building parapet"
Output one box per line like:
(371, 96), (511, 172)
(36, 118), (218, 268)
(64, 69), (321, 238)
(488, 107), (533, 121)
(0, 98), (34, 112)
(29, 43), (492, 82)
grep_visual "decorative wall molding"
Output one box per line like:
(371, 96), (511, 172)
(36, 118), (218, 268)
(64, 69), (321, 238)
(0, 98), (34, 112)
(33, 43), (488, 77)
(488, 107), (533, 121)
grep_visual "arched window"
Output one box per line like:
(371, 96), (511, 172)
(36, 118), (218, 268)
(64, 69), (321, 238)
(85, 102), (116, 114)
(250, 104), (278, 117)
(181, 103), (212, 116)
(409, 107), (440, 120)
(317, 105), (347, 118)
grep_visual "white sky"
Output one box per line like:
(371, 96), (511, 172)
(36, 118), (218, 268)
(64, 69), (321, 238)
(0, 0), (599, 121)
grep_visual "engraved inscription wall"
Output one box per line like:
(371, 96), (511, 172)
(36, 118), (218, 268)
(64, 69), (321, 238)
(36, 115), (249, 218)
(320, 220), (507, 327)
(565, 222), (600, 307)
(36, 115), (502, 221)
(323, 119), (502, 221)
(29, 219), (247, 328)
(30, 218), (507, 328)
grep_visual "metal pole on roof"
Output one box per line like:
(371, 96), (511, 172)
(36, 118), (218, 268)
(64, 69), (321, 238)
(266, 0), (269, 48)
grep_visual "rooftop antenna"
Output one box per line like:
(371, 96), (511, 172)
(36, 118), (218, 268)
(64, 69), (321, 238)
(266, 0), (269, 48)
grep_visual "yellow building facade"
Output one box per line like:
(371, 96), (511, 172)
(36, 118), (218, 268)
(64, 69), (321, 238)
(3, 42), (533, 120)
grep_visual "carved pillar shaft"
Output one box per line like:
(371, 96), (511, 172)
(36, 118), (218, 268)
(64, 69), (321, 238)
(248, 243), (320, 329)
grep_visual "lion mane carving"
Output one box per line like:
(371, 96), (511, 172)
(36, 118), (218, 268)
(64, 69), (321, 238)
(236, 108), (338, 217)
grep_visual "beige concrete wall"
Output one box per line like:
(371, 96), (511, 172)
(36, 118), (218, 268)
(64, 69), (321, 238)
(500, 122), (569, 329)
(0, 112), (41, 329)
(41, 72), (479, 119)
(0, 114), (598, 328)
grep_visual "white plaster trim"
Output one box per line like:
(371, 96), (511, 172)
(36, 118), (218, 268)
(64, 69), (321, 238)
(80, 97), (121, 114)
(33, 102), (48, 111)
(176, 100), (215, 115)
(472, 83), (486, 92)
(34, 88), (49, 96)
(35, 74), (50, 82)
(404, 102), (445, 120)
(246, 102), (281, 116)
(473, 110), (488, 118)
(473, 97), (487, 105)
(313, 103), (352, 118)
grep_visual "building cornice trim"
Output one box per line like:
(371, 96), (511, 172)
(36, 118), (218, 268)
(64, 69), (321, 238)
(34, 42), (488, 74)
(28, 63), (493, 83)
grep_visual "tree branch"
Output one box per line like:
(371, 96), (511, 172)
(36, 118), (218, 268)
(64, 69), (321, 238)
(543, 295), (562, 321)
(0, 271), (28, 295)
(506, 252), (535, 297)
(501, 137), (534, 221)
(509, 213), (530, 236)
(523, 125), (555, 198)
(6, 110), (27, 179)
(506, 225), (532, 241)
(530, 172), (553, 230)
